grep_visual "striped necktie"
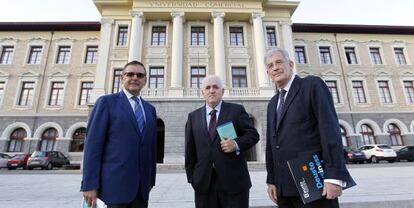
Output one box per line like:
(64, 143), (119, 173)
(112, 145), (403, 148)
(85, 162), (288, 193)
(132, 96), (145, 134)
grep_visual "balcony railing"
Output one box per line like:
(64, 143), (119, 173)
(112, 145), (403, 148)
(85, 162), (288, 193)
(141, 88), (264, 98)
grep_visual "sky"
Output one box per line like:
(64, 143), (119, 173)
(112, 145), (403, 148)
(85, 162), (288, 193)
(0, 0), (413, 26)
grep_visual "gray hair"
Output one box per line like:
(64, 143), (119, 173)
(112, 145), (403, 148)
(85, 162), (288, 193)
(264, 47), (291, 65)
(201, 75), (224, 89)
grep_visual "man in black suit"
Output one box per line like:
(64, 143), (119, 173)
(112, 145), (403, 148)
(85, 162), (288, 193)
(185, 75), (259, 208)
(265, 48), (354, 208)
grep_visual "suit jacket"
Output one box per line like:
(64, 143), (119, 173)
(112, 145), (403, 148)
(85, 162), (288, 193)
(266, 75), (354, 197)
(185, 101), (259, 194)
(81, 91), (157, 204)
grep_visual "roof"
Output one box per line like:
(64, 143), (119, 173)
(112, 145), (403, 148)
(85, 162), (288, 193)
(0, 22), (100, 31)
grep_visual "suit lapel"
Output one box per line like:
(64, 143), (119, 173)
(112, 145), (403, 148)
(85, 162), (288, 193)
(120, 91), (142, 137)
(276, 76), (301, 130)
(199, 106), (211, 144)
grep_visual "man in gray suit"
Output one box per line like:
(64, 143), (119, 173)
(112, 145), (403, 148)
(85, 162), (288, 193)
(185, 75), (259, 208)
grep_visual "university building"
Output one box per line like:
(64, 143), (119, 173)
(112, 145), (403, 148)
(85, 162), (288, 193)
(0, 0), (413, 164)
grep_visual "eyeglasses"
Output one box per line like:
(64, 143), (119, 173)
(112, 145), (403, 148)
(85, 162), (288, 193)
(124, 72), (146, 78)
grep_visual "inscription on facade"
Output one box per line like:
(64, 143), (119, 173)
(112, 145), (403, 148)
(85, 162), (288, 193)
(148, 1), (246, 9)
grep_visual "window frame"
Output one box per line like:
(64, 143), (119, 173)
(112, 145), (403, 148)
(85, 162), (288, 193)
(0, 45), (14, 64)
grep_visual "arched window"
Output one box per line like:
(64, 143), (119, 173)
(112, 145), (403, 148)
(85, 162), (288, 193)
(39, 128), (58, 151)
(70, 128), (86, 152)
(387, 123), (403, 146)
(8, 128), (26, 152)
(360, 124), (375, 145)
(340, 126), (348, 147)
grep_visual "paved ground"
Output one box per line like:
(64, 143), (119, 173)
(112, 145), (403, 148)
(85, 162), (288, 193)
(0, 162), (414, 208)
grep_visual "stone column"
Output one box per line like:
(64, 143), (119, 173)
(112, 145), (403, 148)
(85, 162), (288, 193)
(91, 18), (114, 103)
(252, 12), (269, 88)
(280, 21), (295, 67)
(170, 11), (185, 88)
(128, 11), (144, 62)
(212, 11), (227, 87)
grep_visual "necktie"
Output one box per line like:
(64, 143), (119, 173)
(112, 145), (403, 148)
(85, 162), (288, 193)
(208, 109), (217, 141)
(132, 96), (145, 134)
(277, 89), (286, 125)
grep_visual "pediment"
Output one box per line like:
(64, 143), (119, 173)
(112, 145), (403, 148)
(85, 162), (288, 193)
(18, 71), (40, 78)
(399, 70), (414, 77)
(297, 70), (312, 77)
(48, 71), (69, 78)
(321, 70), (340, 77)
(374, 70), (392, 77)
(347, 70), (367, 77)
(0, 70), (10, 78)
(78, 71), (94, 78)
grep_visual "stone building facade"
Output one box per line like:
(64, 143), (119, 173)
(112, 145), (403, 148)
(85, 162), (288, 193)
(0, 0), (413, 164)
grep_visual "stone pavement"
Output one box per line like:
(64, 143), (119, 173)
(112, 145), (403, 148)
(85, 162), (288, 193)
(0, 163), (414, 208)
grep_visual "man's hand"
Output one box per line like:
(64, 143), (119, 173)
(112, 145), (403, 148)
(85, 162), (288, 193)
(83, 190), (98, 207)
(220, 138), (236, 153)
(322, 182), (342, 199)
(267, 184), (278, 204)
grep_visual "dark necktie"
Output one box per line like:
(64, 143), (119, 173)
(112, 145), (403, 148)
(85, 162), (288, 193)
(208, 109), (217, 141)
(132, 96), (145, 134)
(277, 89), (286, 124)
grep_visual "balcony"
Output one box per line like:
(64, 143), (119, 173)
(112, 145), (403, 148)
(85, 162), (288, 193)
(141, 87), (268, 99)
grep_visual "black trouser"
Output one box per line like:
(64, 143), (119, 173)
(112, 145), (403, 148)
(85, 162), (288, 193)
(194, 169), (249, 208)
(277, 196), (339, 208)
(107, 192), (148, 208)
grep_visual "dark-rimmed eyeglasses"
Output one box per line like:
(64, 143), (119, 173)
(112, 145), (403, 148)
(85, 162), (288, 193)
(124, 72), (146, 78)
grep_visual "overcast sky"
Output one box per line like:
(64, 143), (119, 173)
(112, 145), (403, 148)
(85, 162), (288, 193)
(0, 0), (413, 26)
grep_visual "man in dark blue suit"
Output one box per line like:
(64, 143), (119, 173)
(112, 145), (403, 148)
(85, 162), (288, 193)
(185, 75), (259, 208)
(82, 61), (157, 208)
(265, 48), (354, 208)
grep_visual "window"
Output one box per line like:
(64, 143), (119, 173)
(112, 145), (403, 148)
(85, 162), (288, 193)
(0, 81), (4, 104)
(325, 80), (340, 104)
(266, 26), (277, 46)
(232, 67), (247, 88)
(378, 81), (392, 103)
(340, 126), (348, 147)
(27, 46), (42, 64)
(191, 66), (206, 88)
(117, 26), (128, 46)
(352, 81), (367, 103)
(319, 46), (332, 64)
(39, 128), (57, 151)
(56, 46), (71, 64)
(79, 82), (93, 106)
(70, 128), (86, 152)
(369, 47), (382, 64)
(112, 69), (123, 93)
(403, 81), (414, 103)
(48, 82), (65, 106)
(85, 46), (98, 64)
(191, 26), (205, 46)
(0, 46), (14, 64)
(360, 124), (375, 145)
(387, 124), (403, 146)
(294, 46), (307, 64)
(229, 27), (244, 46)
(394, 48), (407, 65)
(148, 67), (164, 88)
(18, 81), (35, 106)
(344, 47), (358, 64)
(151, 26), (166, 46)
(8, 128), (26, 152)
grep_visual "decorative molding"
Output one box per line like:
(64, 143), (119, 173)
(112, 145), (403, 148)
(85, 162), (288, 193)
(18, 71), (41, 78)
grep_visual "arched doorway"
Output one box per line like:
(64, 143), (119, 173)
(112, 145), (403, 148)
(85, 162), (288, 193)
(70, 127), (86, 152)
(8, 128), (27, 152)
(39, 128), (58, 151)
(245, 116), (257, 161)
(156, 118), (165, 163)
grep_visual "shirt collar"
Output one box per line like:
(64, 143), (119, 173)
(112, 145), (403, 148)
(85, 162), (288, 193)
(206, 100), (223, 114)
(280, 73), (296, 93)
(123, 90), (141, 101)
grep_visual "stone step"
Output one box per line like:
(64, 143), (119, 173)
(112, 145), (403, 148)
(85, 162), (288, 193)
(156, 161), (266, 173)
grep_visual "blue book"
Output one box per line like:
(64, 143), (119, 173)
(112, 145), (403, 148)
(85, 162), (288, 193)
(216, 121), (237, 140)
